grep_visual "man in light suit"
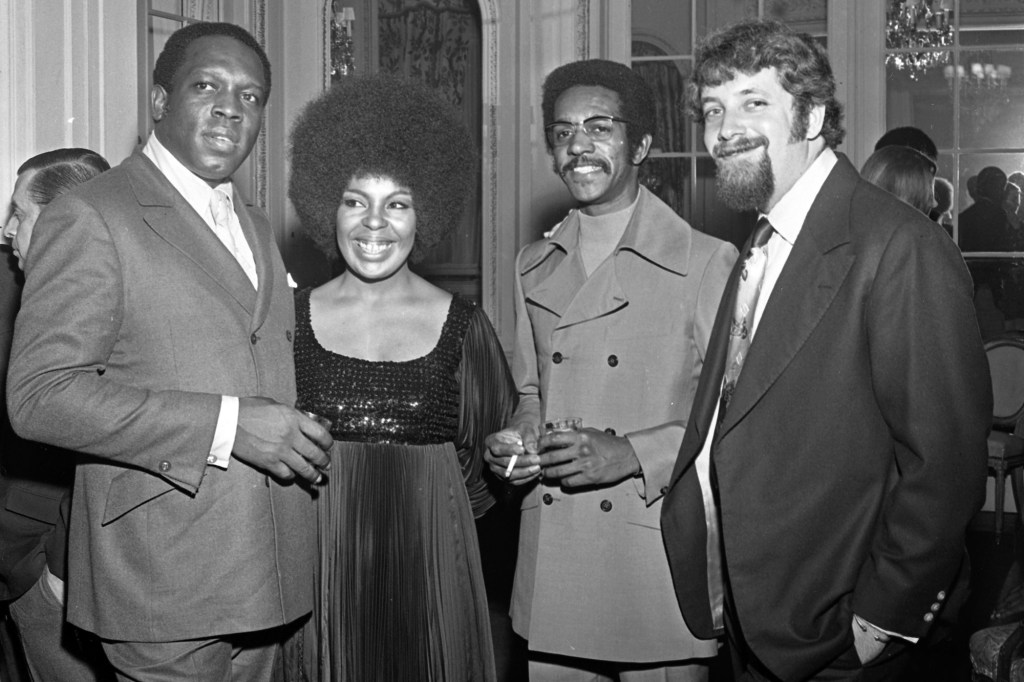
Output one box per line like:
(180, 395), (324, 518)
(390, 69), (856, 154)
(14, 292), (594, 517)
(485, 59), (736, 680)
(660, 19), (991, 681)
(7, 22), (332, 681)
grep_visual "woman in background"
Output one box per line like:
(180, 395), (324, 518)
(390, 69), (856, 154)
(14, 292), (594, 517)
(286, 74), (515, 682)
(860, 144), (938, 216)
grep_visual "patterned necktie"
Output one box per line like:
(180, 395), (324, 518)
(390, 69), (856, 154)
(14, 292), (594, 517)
(719, 217), (774, 417)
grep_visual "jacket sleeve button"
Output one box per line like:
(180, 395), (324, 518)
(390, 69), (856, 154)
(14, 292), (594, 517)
(923, 613), (934, 622)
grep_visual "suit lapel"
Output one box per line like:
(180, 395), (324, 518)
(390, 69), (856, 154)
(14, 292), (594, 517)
(235, 194), (275, 331)
(125, 153), (258, 315)
(717, 156), (860, 437)
(667, 258), (742, 487)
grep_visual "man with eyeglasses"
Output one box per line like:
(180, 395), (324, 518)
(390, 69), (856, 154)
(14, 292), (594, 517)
(484, 59), (737, 681)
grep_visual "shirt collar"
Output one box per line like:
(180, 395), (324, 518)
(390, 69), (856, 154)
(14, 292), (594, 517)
(764, 147), (837, 246)
(142, 132), (234, 219)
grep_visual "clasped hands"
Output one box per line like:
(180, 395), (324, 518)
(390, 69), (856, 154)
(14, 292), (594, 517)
(232, 397), (334, 484)
(484, 422), (640, 488)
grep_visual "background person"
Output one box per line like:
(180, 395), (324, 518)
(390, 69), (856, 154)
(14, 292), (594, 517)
(1, 148), (111, 682)
(6, 22), (332, 681)
(660, 19), (990, 681)
(286, 73), (516, 682)
(859, 144), (937, 216)
(485, 59), (736, 681)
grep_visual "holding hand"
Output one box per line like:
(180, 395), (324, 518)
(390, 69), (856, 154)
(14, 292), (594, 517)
(233, 397), (334, 484)
(484, 423), (541, 484)
(538, 428), (640, 488)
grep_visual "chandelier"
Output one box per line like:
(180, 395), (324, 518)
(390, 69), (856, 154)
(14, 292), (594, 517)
(885, 0), (954, 79)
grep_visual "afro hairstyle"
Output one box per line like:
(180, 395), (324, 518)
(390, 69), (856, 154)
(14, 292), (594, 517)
(153, 22), (271, 98)
(289, 73), (476, 262)
(541, 59), (656, 157)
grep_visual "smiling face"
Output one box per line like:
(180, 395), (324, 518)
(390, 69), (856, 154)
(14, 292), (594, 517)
(2, 170), (41, 271)
(151, 35), (266, 187)
(336, 175), (417, 282)
(550, 85), (651, 216)
(700, 68), (824, 213)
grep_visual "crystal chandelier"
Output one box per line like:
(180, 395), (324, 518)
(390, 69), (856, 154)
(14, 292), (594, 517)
(885, 0), (955, 79)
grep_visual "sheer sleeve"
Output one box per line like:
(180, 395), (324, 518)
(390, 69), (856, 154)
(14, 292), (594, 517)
(455, 304), (517, 518)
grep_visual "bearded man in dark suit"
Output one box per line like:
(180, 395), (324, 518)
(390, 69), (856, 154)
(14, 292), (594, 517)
(660, 19), (991, 681)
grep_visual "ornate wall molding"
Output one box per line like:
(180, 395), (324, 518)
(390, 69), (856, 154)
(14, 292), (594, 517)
(576, 0), (590, 59)
(252, 0), (268, 210)
(479, 0), (501, 321)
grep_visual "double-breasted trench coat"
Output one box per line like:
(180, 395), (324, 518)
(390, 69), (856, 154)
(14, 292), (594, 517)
(509, 187), (737, 662)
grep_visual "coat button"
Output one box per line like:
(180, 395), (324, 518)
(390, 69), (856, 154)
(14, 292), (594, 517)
(936, 591), (946, 601)
(607, 354), (618, 367)
(250, 332), (259, 345)
(923, 613), (934, 622)
(600, 499), (612, 512)
(552, 352), (563, 364)
(604, 428), (616, 436)
(158, 461), (171, 472)
(542, 493), (553, 505)
(286, 330), (293, 342)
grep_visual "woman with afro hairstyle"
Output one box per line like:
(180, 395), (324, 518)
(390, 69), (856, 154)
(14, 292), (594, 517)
(285, 73), (516, 682)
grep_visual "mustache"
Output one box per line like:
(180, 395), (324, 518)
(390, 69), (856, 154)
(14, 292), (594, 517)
(713, 136), (768, 159)
(560, 156), (611, 176)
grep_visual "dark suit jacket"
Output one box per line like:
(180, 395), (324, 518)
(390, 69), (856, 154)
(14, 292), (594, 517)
(661, 154), (991, 680)
(0, 253), (73, 601)
(7, 152), (314, 642)
(958, 199), (1016, 252)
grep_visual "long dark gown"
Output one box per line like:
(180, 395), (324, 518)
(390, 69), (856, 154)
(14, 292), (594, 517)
(290, 288), (515, 682)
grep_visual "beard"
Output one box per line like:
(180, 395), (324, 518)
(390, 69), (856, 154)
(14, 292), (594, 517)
(712, 137), (775, 212)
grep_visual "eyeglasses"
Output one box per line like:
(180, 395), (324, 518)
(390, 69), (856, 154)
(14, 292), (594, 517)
(545, 116), (630, 147)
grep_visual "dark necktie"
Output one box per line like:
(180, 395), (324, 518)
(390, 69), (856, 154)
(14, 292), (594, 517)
(719, 217), (774, 418)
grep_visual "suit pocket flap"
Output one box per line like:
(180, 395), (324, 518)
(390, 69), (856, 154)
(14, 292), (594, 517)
(5, 485), (63, 524)
(102, 468), (176, 525)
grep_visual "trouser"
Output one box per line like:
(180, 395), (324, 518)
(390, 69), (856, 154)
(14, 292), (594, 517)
(528, 650), (710, 682)
(8, 568), (109, 682)
(101, 626), (282, 682)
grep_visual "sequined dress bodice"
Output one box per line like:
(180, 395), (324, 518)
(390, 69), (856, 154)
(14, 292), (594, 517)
(293, 288), (469, 445)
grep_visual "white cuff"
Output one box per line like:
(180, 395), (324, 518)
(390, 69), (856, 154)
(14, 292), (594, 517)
(208, 395), (238, 469)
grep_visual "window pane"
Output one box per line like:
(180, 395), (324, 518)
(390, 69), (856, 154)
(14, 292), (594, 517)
(697, 0), (757, 37)
(632, 0), (691, 56)
(960, 1), (1024, 46)
(966, 257), (1024, 339)
(151, 0), (184, 14)
(633, 58), (692, 153)
(885, 57), (954, 150)
(956, 50), (1024, 150)
(149, 16), (186, 82)
(640, 157), (691, 221)
(766, 0), (826, 35)
(957, 152), (1024, 253)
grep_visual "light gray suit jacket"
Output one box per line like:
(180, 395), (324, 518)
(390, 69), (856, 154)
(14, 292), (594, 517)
(7, 152), (314, 642)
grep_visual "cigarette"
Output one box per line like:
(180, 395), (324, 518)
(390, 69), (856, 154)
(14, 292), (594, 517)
(504, 454), (519, 478)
